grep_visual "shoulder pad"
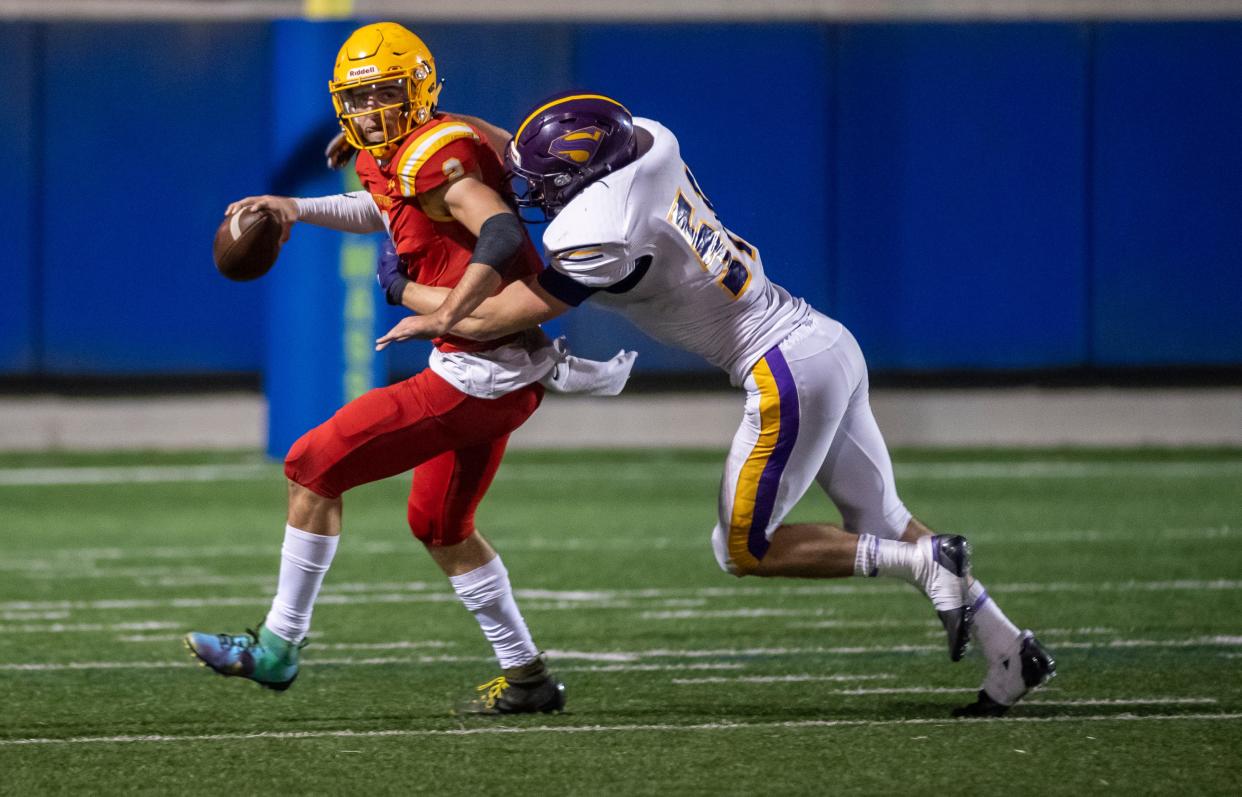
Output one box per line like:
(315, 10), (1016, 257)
(394, 121), (480, 197)
(544, 181), (627, 252)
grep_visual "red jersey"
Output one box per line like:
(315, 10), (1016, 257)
(354, 114), (543, 352)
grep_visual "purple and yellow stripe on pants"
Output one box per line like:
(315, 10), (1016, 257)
(727, 346), (800, 572)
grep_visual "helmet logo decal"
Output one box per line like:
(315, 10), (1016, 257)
(347, 65), (380, 79)
(550, 126), (605, 166)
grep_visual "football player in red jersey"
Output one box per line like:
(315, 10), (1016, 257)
(183, 22), (612, 715)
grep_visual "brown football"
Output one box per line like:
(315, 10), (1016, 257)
(212, 208), (283, 281)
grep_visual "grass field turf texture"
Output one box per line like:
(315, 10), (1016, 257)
(0, 448), (1239, 794)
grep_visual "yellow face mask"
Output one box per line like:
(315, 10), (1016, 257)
(329, 22), (442, 157)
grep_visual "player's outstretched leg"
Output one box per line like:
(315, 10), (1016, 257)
(184, 624), (302, 691)
(412, 437), (567, 716)
(441, 551), (567, 715)
(953, 630), (1056, 717)
(743, 524), (975, 661)
(185, 483), (341, 692)
(898, 519), (1056, 714)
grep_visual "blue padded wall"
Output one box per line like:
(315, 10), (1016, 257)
(39, 23), (271, 373)
(1091, 22), (1242, 366)
(564, 24), (835, 368)
(2, 19), (1240, 380)
(0, 24), (38, 372)
(834, 23), (1089, 369)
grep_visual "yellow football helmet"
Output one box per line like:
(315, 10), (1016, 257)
(329, 22), (442, 156)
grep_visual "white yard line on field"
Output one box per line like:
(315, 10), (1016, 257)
(1053, 636), (1242, 649)
(2, 458), (1240, 489)
(4, 578), (1240, 615)
(556, 663), (746, 673)
(0, 621), (180, 634)
(667, 681), (1219, 707)
(642, 608), (837, 620)
(0, 611), (70, 621)
(0, 661), (198, 671)
(892, 461), (1242, 480)
(0, 593), (463, 614)
(121, 638), (458, 650)
(8, 635), (1242, 671)
(673, 674), (898, 684)
(316, 641), (454, 651)
(1028, 698), (1218, 706)
(789, 619), (940, 630)
(1, 713), (1239, 747)
(1, 526), (1234, 572)
(0, 464), (273, 486)
(1028, 627), (1117, 636)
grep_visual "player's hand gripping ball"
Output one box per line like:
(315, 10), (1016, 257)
(213, 208), (283, 281)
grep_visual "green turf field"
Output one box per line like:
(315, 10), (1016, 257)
(1, 448), (1240, 794)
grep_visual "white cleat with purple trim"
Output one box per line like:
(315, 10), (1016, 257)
(911, 534), (975, 661)
(953, 630), (1057, 718)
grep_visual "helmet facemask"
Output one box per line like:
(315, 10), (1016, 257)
(331, 68), (436, 156)
(330, 23), (442, 158)
(505, 143), (581, 222)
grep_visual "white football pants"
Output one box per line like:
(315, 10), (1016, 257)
(711, 310), (912, 574)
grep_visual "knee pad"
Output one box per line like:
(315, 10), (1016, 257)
(839, 501), (911, 541)
(407, 502), (475, 547)
(710, 523), (752, 577)
(283, 430), (342, 500)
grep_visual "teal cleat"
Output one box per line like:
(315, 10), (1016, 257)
(184, 624), (301, 691)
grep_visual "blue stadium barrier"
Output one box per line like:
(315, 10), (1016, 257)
(0, 23), (38, 373)
(1091, 22), (1242, 366)
(265, 20), (387, 458)
(834, 23), (1090, 369)
(2, 18), (1240, 397)
(38, 23), (273, 373)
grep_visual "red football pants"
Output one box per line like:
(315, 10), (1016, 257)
(284, 368), (543, 546)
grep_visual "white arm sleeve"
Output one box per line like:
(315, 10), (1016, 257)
(294, 191), (385, 234)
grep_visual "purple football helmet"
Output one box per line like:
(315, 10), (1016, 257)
(506, 91), (637, 220)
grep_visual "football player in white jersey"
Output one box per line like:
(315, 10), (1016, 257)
(376, 92), (1055, 717)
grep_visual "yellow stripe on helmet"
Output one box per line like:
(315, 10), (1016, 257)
(514, 94), (629, 145)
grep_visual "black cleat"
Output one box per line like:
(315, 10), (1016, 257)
(918, 535), (975, 661)
(953, 632), (1056, 718)
(951, 689), (1010, 718)
(457, 654), (566, 716)
(938, 606), (973, 663)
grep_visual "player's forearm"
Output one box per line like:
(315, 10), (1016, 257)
(401, 279), (541, 341)
(399, 281), (449, 316)
(294, 192), (384, 233)
(420, 262), (503, 337)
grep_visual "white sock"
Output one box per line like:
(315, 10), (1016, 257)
(967, 580), (1022, 662)
(449, 556), (538, 670)
(264, 525), (339, 644)
(854, 533), (916, 581)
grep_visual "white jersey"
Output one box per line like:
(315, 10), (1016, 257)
(541, 118), (818, 386)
